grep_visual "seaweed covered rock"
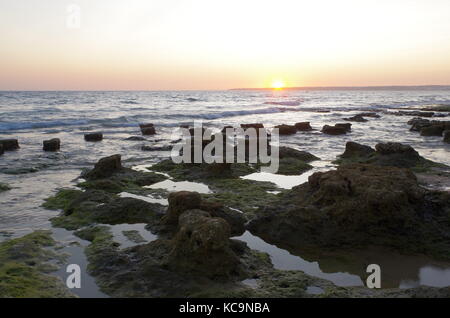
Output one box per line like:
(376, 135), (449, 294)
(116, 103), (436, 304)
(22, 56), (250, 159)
(0, 182), (11, 192)
(78, 219), (259, 296)
(46, 189), (166, 230)
(81, 155), (165, 190)
(0, 231), (74, 298)
(84, 154), (122, 179)
(248, 164), (450, 259)
(278, 146), (319, 162)
(408, 118), (450, 135)
(167, 209), (241, 278)
(162, 191), (246, 236)
(0, 144), (3, 155)
(420, 125), (445, 137)
(162, 191), (202, 225)
(336, 141), (441, 170)
(199, 200), (246, 236)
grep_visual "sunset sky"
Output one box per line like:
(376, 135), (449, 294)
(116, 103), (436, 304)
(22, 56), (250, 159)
(1, 0), (450, 90)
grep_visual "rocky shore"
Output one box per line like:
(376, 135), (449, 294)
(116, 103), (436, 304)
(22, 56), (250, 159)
(2, 111), (450, 298)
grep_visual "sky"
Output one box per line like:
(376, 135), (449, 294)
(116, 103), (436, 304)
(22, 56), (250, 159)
(1, 0), (450, 90)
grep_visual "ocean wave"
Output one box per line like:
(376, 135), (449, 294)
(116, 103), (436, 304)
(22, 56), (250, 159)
(159, 107), (292, 121)
(120, 100), (140, 105)
(264, 101), (301, 106)
(0, 119), (89, 131)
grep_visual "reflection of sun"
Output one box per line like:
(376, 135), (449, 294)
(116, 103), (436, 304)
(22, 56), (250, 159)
(271, 81), (285, 89)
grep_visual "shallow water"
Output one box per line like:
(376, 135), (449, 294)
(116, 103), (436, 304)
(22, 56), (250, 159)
(234, 231), (450, 289)
(119, 192), (169, 205)
(51, 227), (108, 298)
(145, 179), (212, 194)
(241, 160), (335, 189)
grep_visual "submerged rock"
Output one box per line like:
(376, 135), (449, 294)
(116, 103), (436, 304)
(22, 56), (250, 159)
(278, 146), (319, 162)
(248, 163), (450, 259)
(409, 118), (432, 131)
(344, 115), (368, 122)
(0, 182), (11, 192)
(391, 110), (435, 117)
(84, 133), (103, 142)
(125, 136), (146, 141)
(43, 138), (61, 152)
(141, 127), (156, 135)
(357, 112), (381, 118)
(321, 125), (347, 135)
(141, 145), (172, 151)
(0, 139), (19, 151)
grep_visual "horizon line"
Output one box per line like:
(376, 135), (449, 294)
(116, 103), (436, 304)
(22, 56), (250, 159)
(1, 84), (450, 92)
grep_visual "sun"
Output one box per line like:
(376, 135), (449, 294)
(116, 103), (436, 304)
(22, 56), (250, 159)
(271, 81), (285, 89)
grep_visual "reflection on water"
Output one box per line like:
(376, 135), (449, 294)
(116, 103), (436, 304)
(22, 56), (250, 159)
(51, 227), (108, 298)
(235, 231), (450, 289)
(108, 223), (158, 249)
(234, 231), (363, 287)
(400, 266), (450, 288)
(241, 161), (335, 189)
(119, 192), (168, 205)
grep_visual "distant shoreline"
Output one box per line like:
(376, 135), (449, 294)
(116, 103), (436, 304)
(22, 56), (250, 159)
(230, 85), (450, 91)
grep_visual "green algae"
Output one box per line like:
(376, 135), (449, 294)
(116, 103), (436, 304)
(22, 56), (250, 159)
(203, 178), (280, 216)
(149, 159), (281, 216)
(122, 230), (146, 244)
(44, 189), (165, 230)
(0, 231), (74, 298)
(79, 170), (167, 194)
